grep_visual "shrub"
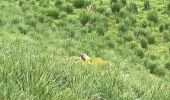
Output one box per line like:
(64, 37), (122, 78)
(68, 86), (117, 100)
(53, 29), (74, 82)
(134, 28), (148, 38)
(97, 6), (106, 14)
(141, 20), (149, 28)
(148, 53), (159, 60)
(165, 60), (170, 70)
(11, 18), (21, 25)
(159, 24), (165, 33)
(163, 31), (170, 41)
(154, 67), (166, 77)
(91, 13), (102, 23)
(73, 0), (84, 8)
(144, 59), (158, 74)
(96, 23), (107, 36)
(107, 39), (115, 49)
(147, 11), (158, 23)
(19, 0), (24, 7)
(147, 34), (156, 44)
(90, 14), (108, 35)
(86, 23), (93, 33)
(129, 41), (138, 49)
(167, 2), (170, 12)
(119, 10), (129, 19)
(123, 17), (132, 26)
(55, 0), (63, 6)
(18, 25), (29, 34)
(80, 11), (91, 25)
(59, 11), (67, 18)
(140, 38), (148, 49)
(123, 34), (133, 42)
(104, 8), (112, 16)
(128, 15), (137, 25)
(159, 23), (169, 32)
(73, 0), (91, 8)
(46, 9), (60, 19)
(128, 2), (138, 13)
(111, 0), (117, 4)
(118, 23), (128, 32)
(92, 13), (108, 25)
(116, 37), (124, 45)
(164, 22), (170, 29)
(135, 47), (144, 58)
(110, 2), (122, 13)
(143, 1), (150, 10)
(63, 3), (74, 14)
(120, 0), (127, 5)
(148, 61), (158, 74)
(0, 19), (4, 26)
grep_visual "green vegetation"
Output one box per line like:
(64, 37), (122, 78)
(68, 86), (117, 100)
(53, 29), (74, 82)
(0, 0), (170, 100)
(147, 11), (158, 23)
(143, 1), (150, 10)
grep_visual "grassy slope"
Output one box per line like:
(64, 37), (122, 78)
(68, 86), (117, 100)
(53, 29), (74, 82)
(0, 0), (170, 100)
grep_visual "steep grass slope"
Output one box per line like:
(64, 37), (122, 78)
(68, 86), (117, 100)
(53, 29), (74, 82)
(0, 0), (170, 100)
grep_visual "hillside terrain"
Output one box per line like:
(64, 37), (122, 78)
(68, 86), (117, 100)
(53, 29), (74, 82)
(0, 0), (170, 100)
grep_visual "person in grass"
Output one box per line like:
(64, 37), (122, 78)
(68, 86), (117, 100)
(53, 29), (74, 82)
(80, 53), (90, 61)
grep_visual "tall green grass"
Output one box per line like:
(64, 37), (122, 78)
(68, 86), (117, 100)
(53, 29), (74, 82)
(0, 0), (170, 99)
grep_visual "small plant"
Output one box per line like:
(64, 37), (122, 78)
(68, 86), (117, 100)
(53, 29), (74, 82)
(18, 25), (29, 34)
(63, 3), (74, 14)
(135, 47), (144, 58)
(128, 2), (138, 13)
(148, 53), (159, 60)
(147, 34), (156, 44)
(55, 0), (63, 6)
(159, 24), (165, 33)
(11, 18), (21, 25)
(46, 8), (60, 19)
(80, 11), (91, 25)
(110, 2), (122, 13)
(73, 0), (91, 8)
(0, 19), (4, 26)
(73, 0), (84, 8)
(97, 6), (106, 14)
(147, 60), (158, 74)
(143, 1), (150, 10)
(159, 23), (170, 32)
(120, 0), (127, 5)
(134, 28), (148, 38)
(123, 34), (133, 42)
(129, 41), (138, 49)
(119, 10), (129, 19)
(165, 60), (170, 70)
(104, 8), (112, 16)
(164, 22), (170, 29)
(163, 31), (170, 42)
(140, 38), (148, 49)
(110, 0), (117, 4)
(118, 23), (128, 32)
(107, 39), (115, 49)
(116, 37), (124, 44)
(96, 23), (107, 36)
(154, 67), (166, 77)
(167, 2), (170, 12)
(128, 15), (137, 25)
(123, 17), (132, 26)
(141, 20), (149, 28)
(19, 0), (24, 7)
(147, 11), (158, 23)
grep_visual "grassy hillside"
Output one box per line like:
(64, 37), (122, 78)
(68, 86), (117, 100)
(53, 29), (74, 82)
(0, 0), (170, 99)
